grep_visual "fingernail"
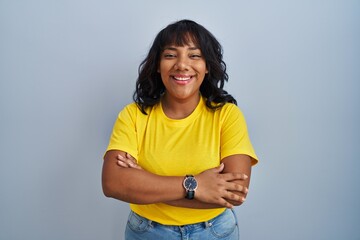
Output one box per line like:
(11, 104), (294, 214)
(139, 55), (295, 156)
(244, 174), (248, 179)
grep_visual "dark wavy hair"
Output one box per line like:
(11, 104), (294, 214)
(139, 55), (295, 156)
(133, 19), (237, 114)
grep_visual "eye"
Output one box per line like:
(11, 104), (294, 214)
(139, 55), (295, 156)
(163, 53), (176, 58)
(190, 54), (202, 59)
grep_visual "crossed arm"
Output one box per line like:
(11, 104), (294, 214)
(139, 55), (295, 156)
(102, 150), (252, 209)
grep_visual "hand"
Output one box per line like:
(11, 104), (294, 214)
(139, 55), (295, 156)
(195, 163), (248, 208)
(116, 153), (142, 170)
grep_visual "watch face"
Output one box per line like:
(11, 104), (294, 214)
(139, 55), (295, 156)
(184, 177), (198, 191)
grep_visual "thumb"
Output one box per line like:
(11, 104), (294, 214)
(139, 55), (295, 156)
(213, 163), (224, 173)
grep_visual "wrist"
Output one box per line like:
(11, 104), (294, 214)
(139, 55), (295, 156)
(183, 175), (198, 200)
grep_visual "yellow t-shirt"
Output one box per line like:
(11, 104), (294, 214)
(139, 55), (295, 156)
(106, 96), (258, 225)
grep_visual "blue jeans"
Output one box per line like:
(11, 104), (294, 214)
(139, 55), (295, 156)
(125, 208), (239, 240)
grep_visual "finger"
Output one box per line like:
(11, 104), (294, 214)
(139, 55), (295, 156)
(117, 160), (130, 168)
(117, 155), (135, 167)
(131, 163), (142, 170)
(121, 153), (137, 165)
(117, 154), (132, 161)
(213, 163), (224, 173)
(117, 154), (132, 162)
(227, 183), (248, 194)
(117, 154), (141, 169)
(117, 159), (142, 169)
(221, 172), (248, 181)
(220, 198), (234, 209)
(126, 152), (135, 160)
(117, 155), (128, 163)
(224, 191), (246, 204)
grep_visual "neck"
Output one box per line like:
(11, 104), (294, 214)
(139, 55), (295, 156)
(161, 93), (201, 119)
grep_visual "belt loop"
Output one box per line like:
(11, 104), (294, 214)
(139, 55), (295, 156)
(148, 220), (153, 227)
(204, 221), (212, 228)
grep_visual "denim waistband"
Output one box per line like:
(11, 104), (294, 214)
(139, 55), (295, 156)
(130, 208), (234, 230)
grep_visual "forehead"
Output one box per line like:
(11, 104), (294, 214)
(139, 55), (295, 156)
(161, 32), (200, 49)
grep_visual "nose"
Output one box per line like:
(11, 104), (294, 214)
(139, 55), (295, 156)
(174, 56), (189, 71)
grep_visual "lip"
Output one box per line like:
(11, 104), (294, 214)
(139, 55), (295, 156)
(171, 75), (193, 85)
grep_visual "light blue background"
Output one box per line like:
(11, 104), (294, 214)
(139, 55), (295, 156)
(1, 0), (359, 239)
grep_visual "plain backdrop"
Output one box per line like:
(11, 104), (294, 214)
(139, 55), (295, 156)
(1, 0), (359, 239)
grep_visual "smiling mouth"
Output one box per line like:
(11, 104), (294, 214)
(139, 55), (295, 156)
(172, 75), (193, 81)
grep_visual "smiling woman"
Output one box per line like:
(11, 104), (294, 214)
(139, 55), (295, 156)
(102, 19), (258, 240)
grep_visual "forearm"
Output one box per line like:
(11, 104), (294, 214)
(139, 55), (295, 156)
(111, 151), (249, 208)
(167, 155), (252, 209)
(102, 151), (185, 204)
(165, 199), (224, 209)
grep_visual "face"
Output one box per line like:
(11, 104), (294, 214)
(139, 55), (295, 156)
(158, 42), (208, 103)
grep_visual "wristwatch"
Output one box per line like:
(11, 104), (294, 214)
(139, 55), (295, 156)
(183, 175), (198, 199)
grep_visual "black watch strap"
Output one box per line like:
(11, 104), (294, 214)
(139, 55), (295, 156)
(185, 190), (195, 199)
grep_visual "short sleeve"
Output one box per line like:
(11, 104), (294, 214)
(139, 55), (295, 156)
(220, 104), (258, 165)
(105, 103), (139, 160)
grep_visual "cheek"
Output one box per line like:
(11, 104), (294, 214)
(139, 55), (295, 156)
(200, 66), (208, 75)
(198, 62), (208, 74)
(159, 62), (171, 74)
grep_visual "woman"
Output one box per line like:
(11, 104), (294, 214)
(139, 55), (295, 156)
(102, 19), (258, 240)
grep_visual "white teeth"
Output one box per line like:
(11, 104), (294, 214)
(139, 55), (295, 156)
(173, 76), (191, 81)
